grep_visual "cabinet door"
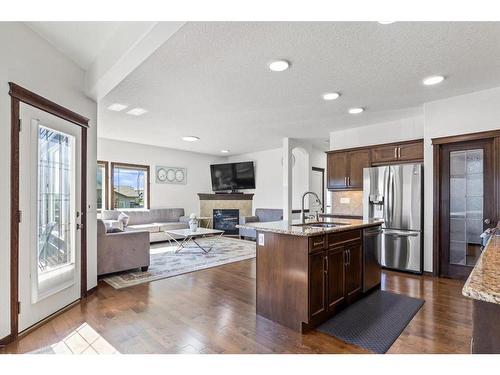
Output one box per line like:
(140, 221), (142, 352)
(309, 251), (327, 319)
(345, 242), (363, 298)
(327, 152), (347, 189)
(371, 144), (398, 164)
(347, 149), (370, 188)
(327, 247), (346, 311)
(398, 141), (423, 161)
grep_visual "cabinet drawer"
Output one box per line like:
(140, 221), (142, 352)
(371, 145), (398, 164)
(309, 235), (327, 252)
(328, 230), (361, 247)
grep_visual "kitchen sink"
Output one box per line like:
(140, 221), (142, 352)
(294, 222), (350, 228)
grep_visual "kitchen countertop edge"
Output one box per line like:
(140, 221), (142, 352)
(462, 222), (500, 305)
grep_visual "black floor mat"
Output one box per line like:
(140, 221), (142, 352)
(317, 290), (424, 353)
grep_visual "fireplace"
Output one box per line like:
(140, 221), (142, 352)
(213, 209), (239, 235)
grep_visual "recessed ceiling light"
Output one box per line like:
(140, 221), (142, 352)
(126, 108), (148, 116)
(108, 103), (128, 112)
(220, 149), (230, 153)
(323, 92), (340, 101)
(348, 107), (364, 115)
(378, 21), (396, 24)
(269, 60), (290, 72)
(423, 75), (445, 86)
(182, 136), (200, 142)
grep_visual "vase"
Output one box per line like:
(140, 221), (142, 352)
(189, 219), (198, 232)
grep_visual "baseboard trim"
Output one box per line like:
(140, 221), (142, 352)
(87, 285), (98, 295)
(0, 334), (13, 347)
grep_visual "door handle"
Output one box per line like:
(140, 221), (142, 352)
(76, 223), (83, 230)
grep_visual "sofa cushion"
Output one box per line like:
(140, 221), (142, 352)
(157, 222), (189, 232)
(125, 223), (160, 233)
(107, 227), (123, 233)
(101, 210), (120, 220)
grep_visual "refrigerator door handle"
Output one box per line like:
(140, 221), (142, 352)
(383, 230), (420, 237)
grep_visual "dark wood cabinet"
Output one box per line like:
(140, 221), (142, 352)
(327, 139), (423, 190)
(326, 149), (370, 190)
(326, 247), (346, 311)
(327, 152), (348, 189)
(345, 242), (363, 300)
(371, 140), (424, 164)
(307, 229), (364, 326)
(398, 141), (424, 161)
(309, 251), (327, 319)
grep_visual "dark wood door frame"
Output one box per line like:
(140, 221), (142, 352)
(432, 129), (500, 277)
(6, 82), (90, 344)
(312, 166), (325, 211)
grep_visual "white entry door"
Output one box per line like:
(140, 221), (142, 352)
(18, 103), (82, 332)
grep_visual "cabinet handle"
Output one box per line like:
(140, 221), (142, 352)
(313, 240), (325, 247)
(398, 147), (401, 159)
(347, 176), (350, 186)
(344, 176), (347, 186)
(324, 256), (329, 273)
(394, 147), (398, 159)
(348, 249), (351, 265)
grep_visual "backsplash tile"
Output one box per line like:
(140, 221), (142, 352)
(329, 190), (363, 217)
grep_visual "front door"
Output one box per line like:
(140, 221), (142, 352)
(439, 139), (495, 279)
(18, 103), (82, 332)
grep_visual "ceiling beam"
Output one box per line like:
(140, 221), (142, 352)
(85, 21), (185, 101)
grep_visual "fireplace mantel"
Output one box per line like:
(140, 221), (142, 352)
(198, 193), (254, 201)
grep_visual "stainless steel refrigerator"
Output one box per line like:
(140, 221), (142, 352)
(363, 163), (423, 274)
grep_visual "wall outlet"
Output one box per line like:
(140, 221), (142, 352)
(340, 197), (351, 204)
(258, 233), (265, 246)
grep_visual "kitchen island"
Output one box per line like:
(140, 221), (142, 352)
(237, 218), (383, 332)
(462, 221), (500, 353)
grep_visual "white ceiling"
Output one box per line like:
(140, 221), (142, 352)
(84, 22), (500, 155)
(25, 22), (124, 69)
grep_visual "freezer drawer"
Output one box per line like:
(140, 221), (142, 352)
(381, 229), (422, 273)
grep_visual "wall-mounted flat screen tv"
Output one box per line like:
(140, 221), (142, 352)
(210, 161), (255, 192)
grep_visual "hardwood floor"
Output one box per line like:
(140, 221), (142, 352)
(0, 259), (472, 354)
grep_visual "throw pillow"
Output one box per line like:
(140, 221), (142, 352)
(101, 210), (119, 220)
(118, 212), (130, 227)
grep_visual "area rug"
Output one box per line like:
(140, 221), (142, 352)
(317, 290), (424, 354)
(102, 236), (256, 289)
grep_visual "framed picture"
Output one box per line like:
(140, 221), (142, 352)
(155, 166), (187, 184)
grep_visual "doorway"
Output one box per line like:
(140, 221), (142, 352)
(8, 83), (89, 341)
(435, 136), (497, 279)
(18, 104), (83, 332)
(311, 167), (325, 212)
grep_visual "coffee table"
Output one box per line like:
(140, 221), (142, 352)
(165, 228), (224, 253)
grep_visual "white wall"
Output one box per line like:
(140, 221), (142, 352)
(329, 87), (500, 273)
(329, 114), (425, 150)
(422, 86), (500, 272)
(97, 138), (225, 215)
(0, 23), (97, 340)
(228, 144), (326, 213)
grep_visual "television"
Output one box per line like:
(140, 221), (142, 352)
(210, 161), (255, 192)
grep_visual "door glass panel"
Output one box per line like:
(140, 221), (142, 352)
(35, 125), (76, 301)
(449, 149), (483, 266)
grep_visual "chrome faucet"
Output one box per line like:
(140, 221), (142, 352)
(301, 191), (322, 223)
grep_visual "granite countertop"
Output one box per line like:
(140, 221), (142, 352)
(236, 217), (383, 237)
(462, 222), (500, 305)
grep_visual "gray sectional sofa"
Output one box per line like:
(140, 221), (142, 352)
(97, 219), (150, 276)
(239, 208), (283, 240)
(101, 208), (190, 242)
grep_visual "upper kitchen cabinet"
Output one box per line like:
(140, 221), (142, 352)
(371, 140), (424, 164)
(327, 149), (370, 190)
(326, 139), (423, 190)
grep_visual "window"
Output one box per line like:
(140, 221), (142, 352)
(111, 163), (150, 209)
(97, 161), (108, 210)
